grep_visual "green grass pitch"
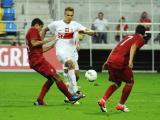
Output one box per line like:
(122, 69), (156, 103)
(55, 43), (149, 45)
(0, 72), (160, 120)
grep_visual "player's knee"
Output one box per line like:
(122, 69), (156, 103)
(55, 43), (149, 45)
(126, 80), (134, 86)
(65, 60), (75, 70)
(51, 73), (62, 82)
(64, 69), (68, 73)
(48, 79), (54, 85)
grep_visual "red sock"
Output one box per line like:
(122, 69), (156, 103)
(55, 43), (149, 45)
(37, 80), (53, 101)
(120, 83), (133, 104)
(56, 80), (72, 100)
(103, 84), (118, 101)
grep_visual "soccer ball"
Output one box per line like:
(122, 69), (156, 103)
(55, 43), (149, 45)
(85, 69), (97, 82)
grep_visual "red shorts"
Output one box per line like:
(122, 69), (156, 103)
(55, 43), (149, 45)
(31, 59), (56, 78)
(107, 65), (133, 83)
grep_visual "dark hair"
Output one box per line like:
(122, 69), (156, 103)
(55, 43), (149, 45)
(135, 25), (146, 35)
(65, 7), (74, 12)
(31, 18), (44, 26)
(98, 12), (104, 16)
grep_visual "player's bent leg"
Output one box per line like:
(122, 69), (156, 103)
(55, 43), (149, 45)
(63, 68), (69, 86)
(64, 60), (84, 103)
(65, 60), (78, 94)
(97, 82), (121, 112)
(102, 82), (121, 101)
(117, 80), (134, 112)
(51, 73), (82, 102)
(119, 81), (134, 105)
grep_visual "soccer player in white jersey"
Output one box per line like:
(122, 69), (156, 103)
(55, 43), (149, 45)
(41, 7), (94, 103)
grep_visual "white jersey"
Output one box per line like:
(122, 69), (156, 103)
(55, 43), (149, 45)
(48, 20), (86, 63)
(94, 18), (108, 32)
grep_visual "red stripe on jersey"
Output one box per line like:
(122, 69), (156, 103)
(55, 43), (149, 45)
(58, 32), (74, 39)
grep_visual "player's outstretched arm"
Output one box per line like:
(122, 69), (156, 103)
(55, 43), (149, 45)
(129, 44), (137, 68)
(31, 38), (53, 47)
(79, 28), (95, 36)
(41, 27), (50, 40)
(42, 37), (57, 53)
(42, 44), (54, 53)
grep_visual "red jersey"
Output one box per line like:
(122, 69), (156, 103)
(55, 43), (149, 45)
(107, 34), (144, 69)
(139, 18), (151, 31)
(25, 27), (43, 67)
(116, 23), (128, 31)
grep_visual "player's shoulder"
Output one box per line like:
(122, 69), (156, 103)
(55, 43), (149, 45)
(132, 34), (141, 39)
(71, 20), (80, 25)
(28, 27), (38, 33)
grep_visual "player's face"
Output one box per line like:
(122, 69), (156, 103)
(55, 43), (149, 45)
(64, 11), (74, 23)
(35, 24), (43, 32)
(98, 14), (104, 20)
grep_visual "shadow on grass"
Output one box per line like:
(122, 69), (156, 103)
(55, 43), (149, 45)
(84, 111), (122, 116)
(0, 102), (70, 108)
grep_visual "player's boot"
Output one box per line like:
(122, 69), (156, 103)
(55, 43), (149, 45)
(116, 103), (130, 112)
(69, 94), (82, 102)
(64, 97), (80, 105)
(34, 99), (46, 106)
(98, 98), (107, 112)
(76, 91), (86, 98)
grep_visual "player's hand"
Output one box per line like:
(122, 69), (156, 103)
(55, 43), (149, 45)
(78, 30), (85, 34)
(44, 38), (53, 43)
(128, 61), (133, 68)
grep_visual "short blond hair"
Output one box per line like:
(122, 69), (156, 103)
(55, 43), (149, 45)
(65, 7), (74, 13)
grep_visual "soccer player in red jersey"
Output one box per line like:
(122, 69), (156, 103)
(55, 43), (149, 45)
(98, 25), (146, 112)
(139, 11), (151, 44)
(25, 18), (82, 105)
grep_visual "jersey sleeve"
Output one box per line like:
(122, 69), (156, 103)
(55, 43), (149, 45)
(48, 21), (56, 33)
(29, 29), (39, 41)
(75, 22), (86, 31)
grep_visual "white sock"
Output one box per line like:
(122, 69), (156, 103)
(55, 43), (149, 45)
(68, 80), (74, 94)
(63, 72), (69, 86)
(68, 69), (78, 94)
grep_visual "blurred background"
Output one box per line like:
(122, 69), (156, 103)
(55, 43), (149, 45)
(0, 0), (160, 72)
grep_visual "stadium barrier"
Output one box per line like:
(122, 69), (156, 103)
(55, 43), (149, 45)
(0, 46), (62, 72)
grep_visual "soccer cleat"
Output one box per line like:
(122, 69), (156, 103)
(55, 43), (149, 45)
(116, 104), (130, 112)
(69, 94), (82, 102)
(34, 99), (46, 106)
(98, 98), (107, 112)
(64, 98), (80, 105)
(76, 91), (86, 98)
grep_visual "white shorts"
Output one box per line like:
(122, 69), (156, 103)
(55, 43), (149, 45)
(56, 50), (79, 70)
